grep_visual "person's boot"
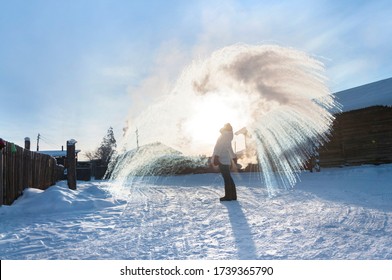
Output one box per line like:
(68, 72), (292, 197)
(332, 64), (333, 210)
(220, 183), (232, 201)
(228, 185), (237, 200)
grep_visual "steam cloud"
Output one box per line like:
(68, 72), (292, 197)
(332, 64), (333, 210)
(115, 44), (340, 195)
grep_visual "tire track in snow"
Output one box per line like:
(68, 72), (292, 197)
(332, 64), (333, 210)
(316, 203), (389, 235)
(75, 180), (225, 259)
(130, 183), (224, 259)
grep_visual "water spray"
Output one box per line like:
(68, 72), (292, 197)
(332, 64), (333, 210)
(110, 44), (340, 196)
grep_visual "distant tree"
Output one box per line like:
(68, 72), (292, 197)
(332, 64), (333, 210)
(85, 127), (117, 165)
(84, 150), (95, 161)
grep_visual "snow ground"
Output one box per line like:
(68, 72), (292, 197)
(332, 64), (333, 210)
(1, 164), (392, 260)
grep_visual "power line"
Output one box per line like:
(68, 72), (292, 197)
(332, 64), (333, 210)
(39, 134), (59, 149)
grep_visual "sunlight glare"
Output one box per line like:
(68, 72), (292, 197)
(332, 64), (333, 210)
(183, 92), (248, 154)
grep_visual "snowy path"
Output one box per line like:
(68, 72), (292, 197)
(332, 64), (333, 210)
(1, 165), (392, 259)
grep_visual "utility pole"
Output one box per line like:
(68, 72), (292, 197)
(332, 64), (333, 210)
(37, 133), (40, 151)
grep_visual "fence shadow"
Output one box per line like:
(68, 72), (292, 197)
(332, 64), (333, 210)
(222, 201), (258, 259)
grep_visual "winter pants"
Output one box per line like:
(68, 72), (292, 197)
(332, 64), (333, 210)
(219, 164), (237, 199)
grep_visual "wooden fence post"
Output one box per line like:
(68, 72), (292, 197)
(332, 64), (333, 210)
(67, 139), (77, 190)
(24, 137), (31, 150)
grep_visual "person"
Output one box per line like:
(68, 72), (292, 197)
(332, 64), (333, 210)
(212, 123), (238, 201)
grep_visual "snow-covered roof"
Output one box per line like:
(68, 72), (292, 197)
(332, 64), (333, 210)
(38, 150), (81, 157)
(333, 77), (392, 112)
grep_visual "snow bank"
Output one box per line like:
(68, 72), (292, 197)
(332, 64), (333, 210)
(0, 181), (126, 216)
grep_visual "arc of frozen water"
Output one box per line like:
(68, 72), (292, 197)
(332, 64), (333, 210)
(109, 44), (341, 196)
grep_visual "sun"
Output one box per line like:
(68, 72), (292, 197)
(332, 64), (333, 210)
(183, 93), (249, 155)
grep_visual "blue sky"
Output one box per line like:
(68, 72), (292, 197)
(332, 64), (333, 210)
(1, 0), (391, 156)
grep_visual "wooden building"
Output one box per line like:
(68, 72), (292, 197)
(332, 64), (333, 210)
(38, 149), (81, 167)
(319, 106), (392, 167)
(318, 77), (392, 167)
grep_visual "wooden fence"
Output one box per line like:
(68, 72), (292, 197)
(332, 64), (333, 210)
(0, 141), (64, 206)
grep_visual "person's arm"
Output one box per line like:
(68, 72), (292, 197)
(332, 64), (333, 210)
(212, 138), (222, 166)
(213, 155), (220, 165)
(229, 143), (236, 159)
